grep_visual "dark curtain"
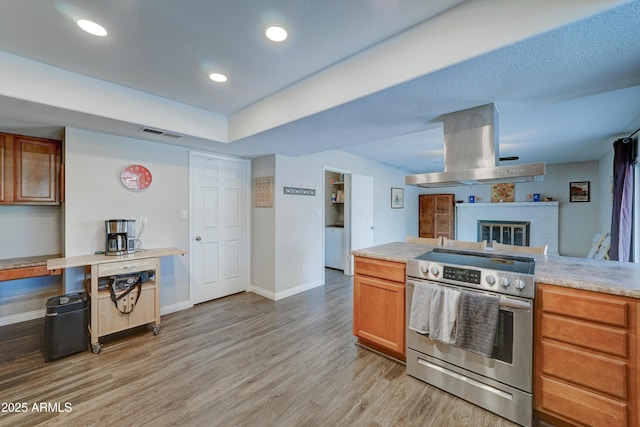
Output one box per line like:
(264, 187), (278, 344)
(609, 137), (635, 261)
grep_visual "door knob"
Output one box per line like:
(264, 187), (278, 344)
(195, 236), (202, 241)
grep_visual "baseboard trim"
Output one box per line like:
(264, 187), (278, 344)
(0, 308), (46, 327)
(250, 279), (324, 301)
(160, 300), (192, 316)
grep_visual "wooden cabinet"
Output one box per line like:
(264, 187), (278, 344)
(419, 194), (454, 239)
(0, 133), (10, 203)
(89, 257), (161, 353)
(353, 256), (406, 360)
(535, 284), (638, 427)
(0, 132), (61, 205)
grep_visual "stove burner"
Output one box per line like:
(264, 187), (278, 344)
(415, 248), (535, 275)
(407, 248), (536, 299)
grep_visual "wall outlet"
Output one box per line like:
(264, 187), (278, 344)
(140, 216), (148, 226)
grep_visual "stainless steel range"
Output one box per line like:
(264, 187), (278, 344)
(406, 248), (535, 427)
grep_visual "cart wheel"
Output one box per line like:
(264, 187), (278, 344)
(91, 343), (102, 354)
(153, 326), (161, 336)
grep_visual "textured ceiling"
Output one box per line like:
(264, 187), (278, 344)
(0, 0), (639, 174)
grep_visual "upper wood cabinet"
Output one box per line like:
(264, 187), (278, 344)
(419, 194), (455, 239)
(0, 133), (61, 205)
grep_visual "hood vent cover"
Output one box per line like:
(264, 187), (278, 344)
(405, 103), (545, 188)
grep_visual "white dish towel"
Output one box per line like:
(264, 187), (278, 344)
(409, 282), (460, 344)
(408, 281), (438, 335)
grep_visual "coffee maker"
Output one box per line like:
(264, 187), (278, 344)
(105, 219), (136, 256)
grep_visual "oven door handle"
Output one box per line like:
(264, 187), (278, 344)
(499, 297), (531, 311)
(408, 280), (531, 311)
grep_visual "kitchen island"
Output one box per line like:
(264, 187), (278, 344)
(352, 242), (640, 427)
(352, 241), (640, 297)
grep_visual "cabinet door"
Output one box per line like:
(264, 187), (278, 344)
(128, 287), (156, 328)
(419, 194), (454, 239)
(13, 136), (60, 204)
(419, 195), (435, 237)
(97, 297), (130, 336)
(0, 134), (11, 203)
(434, 194), (454, 238)
(353, 275), (405, 355)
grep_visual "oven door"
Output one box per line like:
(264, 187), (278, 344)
(406, 279), (532, 393)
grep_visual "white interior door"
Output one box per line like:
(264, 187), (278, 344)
(191, 153), (248, 304)
(349, 174), (374, 275)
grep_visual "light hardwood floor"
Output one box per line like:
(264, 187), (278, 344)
(0, 269), (519, 427)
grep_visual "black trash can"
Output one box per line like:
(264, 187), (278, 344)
(44, 292), (89, 362)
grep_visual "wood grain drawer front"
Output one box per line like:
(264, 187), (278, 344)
(539, 376), (628, 427)
(541, 313), (628, 358)
(354, 257), (405, 283)
(541, 287), (628, 327)
(98, 259), (157, 277)
(541, 341), (627, 399)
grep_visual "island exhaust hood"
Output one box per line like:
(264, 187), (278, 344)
(405, 103), (545, 188)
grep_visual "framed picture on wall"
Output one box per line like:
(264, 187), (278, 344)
(391, 187), (404, 209)
(570, 181), (590, 202)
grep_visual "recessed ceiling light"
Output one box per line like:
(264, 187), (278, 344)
(265, 26), (287, 42)
(209, 73), (228, 83)
(75, 18), (107, 36)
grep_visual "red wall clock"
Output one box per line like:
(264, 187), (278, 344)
(120, 164), (152, 191)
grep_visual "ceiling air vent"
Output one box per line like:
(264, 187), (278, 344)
(139, 127), (183, 139)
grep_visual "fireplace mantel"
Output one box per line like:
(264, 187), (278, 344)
(456, 202), (559, 254)
(456, 202), (559, 208)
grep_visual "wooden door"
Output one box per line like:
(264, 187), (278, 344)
(419, 194), (454, 239)
(191, 153), (249, 304)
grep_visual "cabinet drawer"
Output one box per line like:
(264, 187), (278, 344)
(540, 341), (627, 399)
(538, 376), (628, 427)
(98, 259), (157, 277)
(355, 257), (405, 283)
(541, 313), (628, 358)
(541, 287), (628, 327)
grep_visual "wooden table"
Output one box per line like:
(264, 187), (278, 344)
(47, 247), (186, 353)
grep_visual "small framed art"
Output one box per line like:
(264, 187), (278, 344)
(391, 187), (404, 209)
(570, 181), (590, 202)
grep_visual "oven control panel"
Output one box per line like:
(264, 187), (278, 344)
(443, 266), (481, 284)
(408, 260), (535, 299)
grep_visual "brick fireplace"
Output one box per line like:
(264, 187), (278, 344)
(455, 202), (559, 254)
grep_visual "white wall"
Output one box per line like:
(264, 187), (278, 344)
(251, 155), (276, 296)
(598, 148), (614, 234)
(0, 173), (63, 323)
(250, 149), (420, 300)
(415, 162), (600, 257)
(64, 128), (191, 312)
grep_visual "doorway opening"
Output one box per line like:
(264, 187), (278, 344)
(323, 167), (374, 279)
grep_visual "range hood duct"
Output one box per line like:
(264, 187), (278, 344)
(406, 103), (545, 188)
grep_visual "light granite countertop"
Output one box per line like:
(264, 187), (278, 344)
(352, 242), (640, 299)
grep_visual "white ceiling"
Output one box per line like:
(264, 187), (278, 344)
(0, 0), (639, 174)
